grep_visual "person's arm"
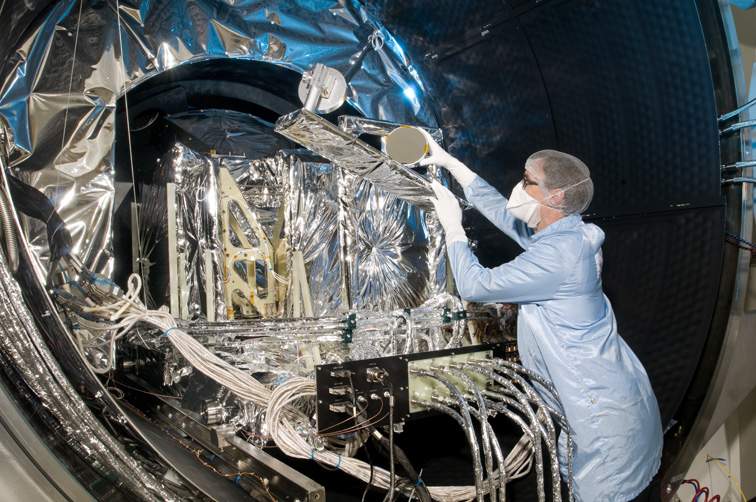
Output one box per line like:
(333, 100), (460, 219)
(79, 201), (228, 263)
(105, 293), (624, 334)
(463, 177), (533, 249)
(446, 234), (580, 303)
(415, 133), (532, 248)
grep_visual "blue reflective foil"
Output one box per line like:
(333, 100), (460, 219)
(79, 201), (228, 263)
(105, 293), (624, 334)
(0, 0), (437, 275)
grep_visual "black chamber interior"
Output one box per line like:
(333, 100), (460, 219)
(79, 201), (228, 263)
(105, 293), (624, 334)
(366, 0), (731, 434)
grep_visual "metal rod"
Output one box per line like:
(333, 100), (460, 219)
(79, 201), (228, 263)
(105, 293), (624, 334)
(719, 95), (756, 122)
(720, 119), (756, 135)
(722, 177), (756, 185)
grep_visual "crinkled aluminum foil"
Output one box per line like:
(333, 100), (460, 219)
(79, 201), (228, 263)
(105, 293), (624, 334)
(0, 0), (437, 277)
(276, 108), (437, 211)
(136, 141), (224, 314)
(282, 150), (345, 315)
(137, 134), (448, 318)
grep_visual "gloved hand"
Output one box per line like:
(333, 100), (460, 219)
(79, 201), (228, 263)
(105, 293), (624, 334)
(430, 181), (467, 245)
(419, 130), (477, 188)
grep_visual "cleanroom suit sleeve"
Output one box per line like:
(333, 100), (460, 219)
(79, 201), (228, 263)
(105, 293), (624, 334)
(447, 234), (579, 304)
(463, 176), (533, 250)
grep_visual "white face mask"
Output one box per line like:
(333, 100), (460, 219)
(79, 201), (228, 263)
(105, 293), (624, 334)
(507, 182), (541, 229)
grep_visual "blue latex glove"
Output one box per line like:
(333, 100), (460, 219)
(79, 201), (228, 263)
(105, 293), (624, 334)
(430, 181), (467, 245)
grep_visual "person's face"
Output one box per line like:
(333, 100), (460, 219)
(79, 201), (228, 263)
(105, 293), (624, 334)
(522, 161), (548, 203)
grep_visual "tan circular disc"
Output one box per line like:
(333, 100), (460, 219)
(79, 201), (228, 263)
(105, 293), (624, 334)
(385, 126), (428, 165)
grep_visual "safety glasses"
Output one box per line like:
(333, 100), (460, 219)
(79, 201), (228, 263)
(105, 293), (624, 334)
(522, 176), (539, 189)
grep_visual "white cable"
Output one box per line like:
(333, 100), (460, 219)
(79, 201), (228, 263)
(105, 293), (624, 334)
(76, 274), (551, 502)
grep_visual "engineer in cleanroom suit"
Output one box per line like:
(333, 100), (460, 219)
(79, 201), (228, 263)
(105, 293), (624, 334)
(423, 144), (663, 501)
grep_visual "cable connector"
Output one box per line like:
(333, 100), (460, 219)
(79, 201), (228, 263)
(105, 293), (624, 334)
(49, 287), (88, 311)
(51, 254), (123, 313)
(366, 367), (388, 383)
(442, 308), (467, 323)
(81, 271), (122, 302)
(341, 313), (356, 343)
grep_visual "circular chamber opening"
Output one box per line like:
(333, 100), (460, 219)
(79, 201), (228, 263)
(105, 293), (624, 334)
(0, 2), (744, 502)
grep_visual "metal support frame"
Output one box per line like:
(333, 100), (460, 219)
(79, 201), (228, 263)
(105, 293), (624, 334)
(166, 183), (180, 318)
(218, 167), (276, 319)
(166, 183), (190, 320)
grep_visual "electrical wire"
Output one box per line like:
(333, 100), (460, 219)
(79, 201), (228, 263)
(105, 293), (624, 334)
(74, 272), (562, 502)
(725, 238), (756, 253)
(693, 487), (709, 502)
(316, 398), (373, 435)
(706, 455), (746, 502)
(382, 383), (396, 502)
(361, 451), (375, 502)
(165, 428), (277, 502)
(683, 479), (700, 492)
(725, 231), (756, 248)
(115, 0), (148, 304)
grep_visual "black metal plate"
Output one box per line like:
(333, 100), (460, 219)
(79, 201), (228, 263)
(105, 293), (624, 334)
(314, 342), (515, 433)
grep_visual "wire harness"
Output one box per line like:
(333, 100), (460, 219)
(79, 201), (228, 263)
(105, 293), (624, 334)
(57, 271), (572, 501)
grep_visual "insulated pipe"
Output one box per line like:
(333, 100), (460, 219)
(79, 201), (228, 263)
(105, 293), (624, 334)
(469, 361), (562, 500)
(465, 365), (549, 502)
(412, 368), (485, 502)
(0, 188), (18, 275)
(719, 94), (756, 122)
(719, 119), (756, 135)
(443, 366), (498, 502)
(492, 358), (574, 501)
(460, 400), (508, 501)
(432, 392), (541, 501)
(413, 398), (507, 502)
(460, 391), (509, 502)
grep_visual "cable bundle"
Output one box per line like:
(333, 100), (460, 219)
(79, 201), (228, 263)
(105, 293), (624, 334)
(682, 479), (721, 502)
(76, 273), (567, 502)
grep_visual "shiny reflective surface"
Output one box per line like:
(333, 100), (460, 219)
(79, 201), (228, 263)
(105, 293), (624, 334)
(0, 0), (745, 501)
(0, 0), (436, 277)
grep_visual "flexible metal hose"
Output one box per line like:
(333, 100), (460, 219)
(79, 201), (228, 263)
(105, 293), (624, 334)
(0, 188), (18, 275)
(493, 358), (574, 502)
(443, 366), (498, 502)
(414, 368), (485, 502)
